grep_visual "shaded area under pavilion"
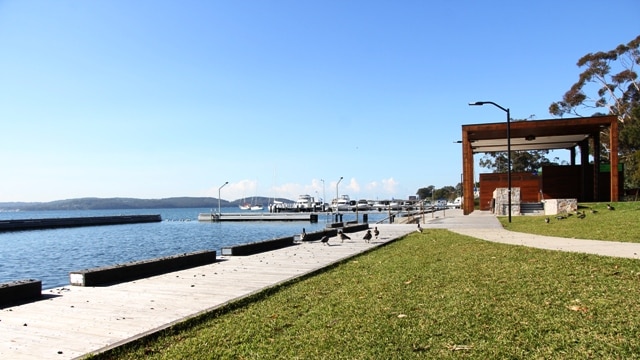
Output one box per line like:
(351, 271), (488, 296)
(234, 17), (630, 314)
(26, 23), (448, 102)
(461, 115), (620, 215)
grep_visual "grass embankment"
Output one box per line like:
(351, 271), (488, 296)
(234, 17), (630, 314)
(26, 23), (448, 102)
(499, 202), (640, 243)
(93, 227), (640, 359)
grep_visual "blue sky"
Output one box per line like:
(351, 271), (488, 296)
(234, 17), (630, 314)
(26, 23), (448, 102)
(1, 1), (638, 203)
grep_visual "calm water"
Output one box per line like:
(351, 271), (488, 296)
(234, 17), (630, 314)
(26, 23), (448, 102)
(0, 207), (387, 289)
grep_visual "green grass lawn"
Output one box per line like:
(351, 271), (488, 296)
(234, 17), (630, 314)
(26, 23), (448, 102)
(498, 202), (640, 243)
(92, 227), (640, 359)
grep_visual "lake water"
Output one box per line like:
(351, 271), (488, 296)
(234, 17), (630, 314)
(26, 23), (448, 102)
(0, 207), (389, 289)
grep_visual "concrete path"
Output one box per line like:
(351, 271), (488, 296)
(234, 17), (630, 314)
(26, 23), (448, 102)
(425, 209), (640, 260)
(2, 212), (639, 359)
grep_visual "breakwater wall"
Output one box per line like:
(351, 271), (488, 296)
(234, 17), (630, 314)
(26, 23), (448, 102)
(0, 214), (162, 232)
(0, 279), (42, 308)
(69, 250), (217, 286)
(221, 223), (370, 256)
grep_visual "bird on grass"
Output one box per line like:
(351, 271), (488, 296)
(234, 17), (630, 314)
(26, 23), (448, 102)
(590, 208), (598, 214)
(607, 204), (615, 211)
(338, 230), (351, 243)
(545, 217), (550, 223)
(373, 227), (379, 240)
(416, 223), (423, 233)
(319, 235), (330, 245)
(363, 230), (372, 243)
(577, 212), (586, 219)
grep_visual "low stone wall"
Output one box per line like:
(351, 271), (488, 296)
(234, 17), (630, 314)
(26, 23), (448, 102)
(325, 223), (369, 232)
(221, 236), (294, 256)
(222, 223), (370, 256)
(342, 223), (369, 233)
(543, 199), (578, 215)
(0, 279), (42, 308)
(69, 250), (217, 287)
(326, 222), (344, 228)
(301, 228), (338, 241)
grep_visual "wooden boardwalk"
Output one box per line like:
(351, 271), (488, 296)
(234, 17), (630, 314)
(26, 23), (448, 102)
(0, 224), (416, 360)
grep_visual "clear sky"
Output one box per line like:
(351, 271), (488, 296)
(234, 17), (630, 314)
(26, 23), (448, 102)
(1, 1), (638, 203)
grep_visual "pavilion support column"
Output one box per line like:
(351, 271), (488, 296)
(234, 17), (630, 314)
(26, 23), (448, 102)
(462, 129), (474, 215)
(570, 147), (576, 166)
(610, 118), (619, 202)
(579, 140), (590, 201)
(592, 134), (601, 201)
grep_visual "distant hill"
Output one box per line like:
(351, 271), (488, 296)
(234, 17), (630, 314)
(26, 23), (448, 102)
(0, 196), (292, 211)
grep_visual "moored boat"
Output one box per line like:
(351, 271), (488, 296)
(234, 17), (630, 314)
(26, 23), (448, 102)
(355, 199), (370, 211)
(330, 195), (350, 212)
(294, 195), (315, 210)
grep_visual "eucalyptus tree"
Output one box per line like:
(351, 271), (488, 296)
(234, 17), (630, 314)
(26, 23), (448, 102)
(549, 35), (640, 188)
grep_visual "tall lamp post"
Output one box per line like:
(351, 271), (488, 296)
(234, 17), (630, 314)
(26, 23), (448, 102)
(218, 181), (228, 217)
(321, 179), (325, 212)
(336, 176), (343, 212)
(469, 101), (512, 223)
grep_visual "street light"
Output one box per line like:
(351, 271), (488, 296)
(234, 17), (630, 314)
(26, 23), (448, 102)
(469, 101), (512, 223)
(218, 181), (228, 217)
(321, 179), (325, 212)
(336, 176), (343, 212)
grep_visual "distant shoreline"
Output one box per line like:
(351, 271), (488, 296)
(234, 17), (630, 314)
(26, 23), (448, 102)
(0, 196), (288, 212)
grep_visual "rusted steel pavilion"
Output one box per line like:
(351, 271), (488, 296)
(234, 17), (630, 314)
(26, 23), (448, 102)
(461, 115), (619, 215)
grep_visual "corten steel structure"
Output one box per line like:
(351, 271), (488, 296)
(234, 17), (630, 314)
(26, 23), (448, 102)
(461, 115), (619, 215)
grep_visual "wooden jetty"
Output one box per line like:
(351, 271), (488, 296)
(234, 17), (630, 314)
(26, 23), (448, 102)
(0, 224), (416, 359)
(0, 214), (162, 232)
(198, 212), (318, 222)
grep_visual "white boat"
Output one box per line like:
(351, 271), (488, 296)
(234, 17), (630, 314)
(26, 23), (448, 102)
(294, 195), (315, 210)
(355, 199), (370, 211)
(240, 196), (263, 211)
(446, 197), (462, 209)
(330, 195), (350, 212)
(372, 201), (389, 211)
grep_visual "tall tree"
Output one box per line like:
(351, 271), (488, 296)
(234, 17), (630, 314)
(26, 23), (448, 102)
(433, 186), (456, 201)
(478, 118), (564, 173)
(479, 149), (562, 173)
(623, 104), (640, 187)
(416, 186), (435, 200)
(549, 35), (640, 188)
